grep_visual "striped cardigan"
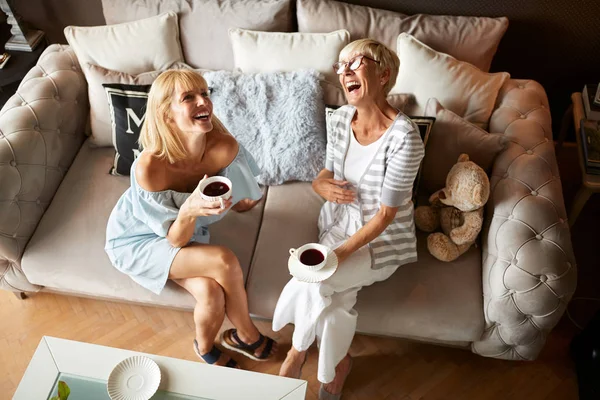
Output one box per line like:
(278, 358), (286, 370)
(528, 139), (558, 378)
(318, 105), (425, 270)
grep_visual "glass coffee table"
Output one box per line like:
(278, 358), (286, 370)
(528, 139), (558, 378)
(14, 337), (306, 400)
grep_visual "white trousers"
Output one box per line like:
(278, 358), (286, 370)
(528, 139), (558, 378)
(272, 207), (398, 383)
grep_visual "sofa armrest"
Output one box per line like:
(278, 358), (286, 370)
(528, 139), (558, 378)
(472, 79), (577, 360)
(0, 44), (88, 293)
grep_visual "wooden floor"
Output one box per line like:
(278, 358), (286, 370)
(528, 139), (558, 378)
(0, 289), (580, 400)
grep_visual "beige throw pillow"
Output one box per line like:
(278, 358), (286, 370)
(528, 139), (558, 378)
(64, 12), (183, 76)
(101, 0), (294, 71)
(229, 29), (350, 88)
(297, 0), (508, 72)
(421, 98), (507, 194)
(84, 62), (191, 148)
(395, 34), (510, 129)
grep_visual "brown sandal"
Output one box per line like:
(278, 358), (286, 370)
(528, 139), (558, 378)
(220, 329), (276, 362)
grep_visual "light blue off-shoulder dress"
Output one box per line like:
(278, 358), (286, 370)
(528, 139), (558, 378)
(105, 145), (262, 295)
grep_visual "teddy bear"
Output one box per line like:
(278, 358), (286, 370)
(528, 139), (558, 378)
(414, 153), (490, 262)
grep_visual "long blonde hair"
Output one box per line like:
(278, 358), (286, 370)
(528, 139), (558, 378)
(139, 69), (228, 163)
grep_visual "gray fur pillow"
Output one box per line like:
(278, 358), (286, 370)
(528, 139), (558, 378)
(202, 70), (326, 185)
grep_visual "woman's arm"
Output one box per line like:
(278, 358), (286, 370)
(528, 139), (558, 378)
(166, 207), (199, 248)
(312, 168), (355, 204)
(335, 126), (425, 264)
(167, 179), (231, 247)
(232, 198), (261, 212)
(334, 204), (398, 264)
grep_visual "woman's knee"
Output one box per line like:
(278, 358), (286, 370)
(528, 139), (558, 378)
(215, 247), (243, 282)
(187, 278), (225, 308)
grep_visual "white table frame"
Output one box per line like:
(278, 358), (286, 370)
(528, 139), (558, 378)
(14, 336), (306, 400)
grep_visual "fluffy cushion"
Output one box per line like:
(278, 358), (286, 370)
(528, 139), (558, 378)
(395, 34), (510, 129)
(64, 12), (183, 76)
(229, 28), (350, 104)
(103, 84), (152, 175)
(101, 0), (293, 71)
(203, 70), (326, 185)
(85, 62), (190, 148)
(422, 98), (507, 194)
(297, 0), (508, 73)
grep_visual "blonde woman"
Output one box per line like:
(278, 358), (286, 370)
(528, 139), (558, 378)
(273, 39), (424, 399)
(105, 70), (277, 367)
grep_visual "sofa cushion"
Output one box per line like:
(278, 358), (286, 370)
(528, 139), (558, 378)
(421, 98), (507, 194)
(64, 12), (183, 76)
(21, 141), (265, 308)
(395, 34), (510, 129)
(103, 83), (152, 176)
(64, 12), (184, 148)
(203, 70), (326, 186)
(84, 62), (190, 151)
(101, 0), (293, 71)
(229, 28), (350, 104)
(247, 182), (485, 342)
(297, 0), (508, 73)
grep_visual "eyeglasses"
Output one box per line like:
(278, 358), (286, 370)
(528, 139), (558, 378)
(332, 55), (379, 75)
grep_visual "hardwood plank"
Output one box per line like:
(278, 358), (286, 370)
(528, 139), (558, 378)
(0, 289), (580, 400)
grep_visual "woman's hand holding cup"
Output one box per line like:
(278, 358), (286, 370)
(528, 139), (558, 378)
(182, 175), (232, 217)
(312, 178), (355, 204)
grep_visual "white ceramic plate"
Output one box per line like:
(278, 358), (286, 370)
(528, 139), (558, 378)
(288, 251), (338, 283)
(107, 356), (161, 400)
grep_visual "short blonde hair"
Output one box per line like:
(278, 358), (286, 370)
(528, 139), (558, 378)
(139, 69), (228, 164)
(339, 39), (400, 95)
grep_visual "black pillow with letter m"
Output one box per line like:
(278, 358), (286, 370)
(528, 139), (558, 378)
(103, 83), (152, 176)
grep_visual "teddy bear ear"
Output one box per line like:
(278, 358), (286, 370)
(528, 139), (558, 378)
(458, 153), (470, 163)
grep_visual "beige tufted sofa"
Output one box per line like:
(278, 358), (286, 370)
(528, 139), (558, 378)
(0, 45), (576, 361)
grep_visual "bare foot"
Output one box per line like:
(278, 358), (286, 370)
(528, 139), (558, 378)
(323, 354), (352, 396)
(279, 347), (308, 379)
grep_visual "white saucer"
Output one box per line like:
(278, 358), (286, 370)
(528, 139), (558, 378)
(107, 356), (161, 400)
(288, 251), (338, 283)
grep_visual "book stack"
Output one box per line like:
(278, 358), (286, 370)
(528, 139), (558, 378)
(582, 84), (600, 121)
(580, 119), (600, 175)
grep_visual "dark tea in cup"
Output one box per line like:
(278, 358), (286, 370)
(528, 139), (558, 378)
(300, 249), (325, 266)
(202, 182), (230, 197)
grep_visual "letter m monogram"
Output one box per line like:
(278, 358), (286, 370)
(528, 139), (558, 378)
(126, 108), (146, 134)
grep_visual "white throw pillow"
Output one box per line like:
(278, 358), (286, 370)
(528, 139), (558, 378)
(64, 12), (183, 76)
(394, 33), (510, 129)
(65, 12), (185, 147)
(229, 28), (350, 86)
(84, 62), (192, 148)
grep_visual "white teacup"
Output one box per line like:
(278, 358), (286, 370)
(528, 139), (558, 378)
(199, 176), (232, 209)
(289, 243), (329, 271)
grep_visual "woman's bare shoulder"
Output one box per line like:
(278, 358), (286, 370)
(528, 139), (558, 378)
(207, 130), (240, 169)
(135, 152), (169, 192)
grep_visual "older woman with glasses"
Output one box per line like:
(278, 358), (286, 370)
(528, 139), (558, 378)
(272, 39), (425, 399)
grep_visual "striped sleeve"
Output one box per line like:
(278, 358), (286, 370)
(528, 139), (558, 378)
(325, 107), (348, 172)
(325, 117), (335, 171)
(381, 128), (425, 207)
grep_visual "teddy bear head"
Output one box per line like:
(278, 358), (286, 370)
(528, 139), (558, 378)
(432, 154), (490, 212)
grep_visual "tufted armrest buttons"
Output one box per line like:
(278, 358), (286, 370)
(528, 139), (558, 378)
(0, 43), (88, 294)
(473, 79), (577, 361)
